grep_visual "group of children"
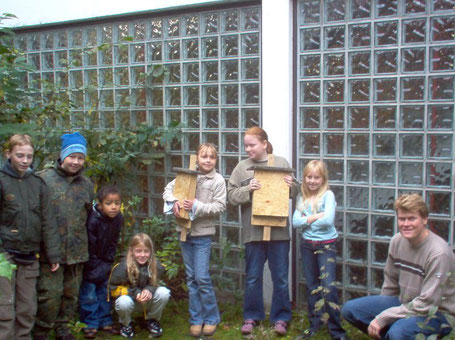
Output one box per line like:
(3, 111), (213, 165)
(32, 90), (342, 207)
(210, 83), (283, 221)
(1, 126), (354, 339)
(0, 132), (168, 340)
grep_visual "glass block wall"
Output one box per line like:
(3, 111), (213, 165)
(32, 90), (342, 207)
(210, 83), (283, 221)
(14, 3), (261, 292)
(297, 0), (455, 304)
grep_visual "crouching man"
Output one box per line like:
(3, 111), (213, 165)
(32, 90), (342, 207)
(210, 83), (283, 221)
(341, 194), (454, 339)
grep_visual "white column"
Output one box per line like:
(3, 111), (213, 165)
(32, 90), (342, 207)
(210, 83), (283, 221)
(261, 0), (294, 310)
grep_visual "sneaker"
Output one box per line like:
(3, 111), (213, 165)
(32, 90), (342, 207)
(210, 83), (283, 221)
(120, 323), (135, 339)
(146, 319), (163, 338)
(189, 325), (202, 338)
(241, 319), (257, 335)
(202, 324), (217, 336)
(274, 321), (288, 336)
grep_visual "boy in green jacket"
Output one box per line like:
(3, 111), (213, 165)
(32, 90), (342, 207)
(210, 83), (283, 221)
(0, 134), (60, 339)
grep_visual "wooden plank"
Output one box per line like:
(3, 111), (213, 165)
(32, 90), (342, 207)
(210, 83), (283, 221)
(251, 215), (287, 227)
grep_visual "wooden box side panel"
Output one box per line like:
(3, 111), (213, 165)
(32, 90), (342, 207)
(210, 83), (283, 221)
(251, 215), (287, 227)
(173, 173), (197, 220)
(251, 170), (290, 217)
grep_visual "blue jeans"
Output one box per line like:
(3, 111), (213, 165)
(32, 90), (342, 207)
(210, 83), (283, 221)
(79, 279), (113, 329)
(180, 235), (220, 325)
(342, 295), (453, 340)
(300, 240), (346, 339)
(244, 240), (291, 323)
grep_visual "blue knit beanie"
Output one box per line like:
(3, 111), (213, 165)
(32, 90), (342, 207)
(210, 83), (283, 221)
(60, 132), (87, 161)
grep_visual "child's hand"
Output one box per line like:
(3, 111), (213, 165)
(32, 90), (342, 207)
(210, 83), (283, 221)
(283, 175), (294, 188)
(248, 178), (261, 192)
(50, 263), (60, 272)
(172, 201), (181, 218)
(136, 289), (153, 304)
(183, 199), (194, 211)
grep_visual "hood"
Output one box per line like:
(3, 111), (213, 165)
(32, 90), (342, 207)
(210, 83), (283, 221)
(1, 159), (34, 179)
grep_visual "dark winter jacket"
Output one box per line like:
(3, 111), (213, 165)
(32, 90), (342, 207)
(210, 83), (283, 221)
(83, 204), (123, 285)
(39, 160), (94, 264)
(0, 161), (61, 264)
(109, 258), (165, 300)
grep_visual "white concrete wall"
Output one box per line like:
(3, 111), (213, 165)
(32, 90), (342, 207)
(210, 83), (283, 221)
(261, 0), (294, 309)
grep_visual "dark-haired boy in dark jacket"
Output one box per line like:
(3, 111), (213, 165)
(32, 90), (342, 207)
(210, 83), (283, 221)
(79, 185), (123, 339)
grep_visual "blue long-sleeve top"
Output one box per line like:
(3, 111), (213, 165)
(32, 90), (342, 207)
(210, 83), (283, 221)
(292, 190), (338, 241)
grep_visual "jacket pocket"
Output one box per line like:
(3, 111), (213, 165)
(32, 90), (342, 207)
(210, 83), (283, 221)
(24, 260), (40, 279)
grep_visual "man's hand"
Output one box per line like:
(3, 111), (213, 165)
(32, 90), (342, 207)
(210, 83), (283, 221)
(51, 263), (60, 272)
(368, 319), (381, 339)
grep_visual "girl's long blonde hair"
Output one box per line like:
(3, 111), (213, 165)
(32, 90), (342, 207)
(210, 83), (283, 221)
(298, 160), (329, 213)
(126, 233), (158, 287)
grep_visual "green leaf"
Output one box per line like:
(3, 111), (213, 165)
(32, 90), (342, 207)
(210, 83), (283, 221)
(314, 298), (325, 311)
(0, 253), (16, 280)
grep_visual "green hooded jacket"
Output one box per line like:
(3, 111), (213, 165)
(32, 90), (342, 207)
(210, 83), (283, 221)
(0, 161), (61, 264)
(39, 161), (94, 264)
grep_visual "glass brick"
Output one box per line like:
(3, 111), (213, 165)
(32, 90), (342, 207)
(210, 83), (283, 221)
(325, 26), (345, 49)
(374, 134), (396, 157)
(184, 133), (200, 152)
(349, 107), (369, 129)
(400, 106), (424, 129)
(377, 0), (398, 16)
(326, 159), (344, 182)
(301, 28), (321, 51)
(203, 13), (218, 34)
(184, 63), (199, 83)
(184, 86), (199, 106)
(348, 134), (369, 156)
(149, 19), (162, 39)
(132, 88), (145, 107)
(373, 188), (395, 211)
(70, 30), (82, 47)
(375, 78), (396, 102)
(428, 160), (452, 188)
(371, 268), (384, 290)
(242, 59), (259, 80)
(400, 134), (423, 158)
(222, 35), (239, 57)
(351, 0), (371, 19)
(349, 51), (370, 75)
(166, 87), (181, 106)
(149, 88), (163, 106)
(100, 69), (113, 87)
(324, 133), (344, 156)
(202, 133), (219, 148)
(116, 24), (129, 42)
(428, 105), (453, 130)
(100, 48), (112, 65)
(300, 107), (320, 129)
(301, 55), (321, 77)
(431, 46), (455, 71)
(301, 0), (321, 24)
(114, 67), (129, 86)
(185, 15), (198, 36)
(56, 72), (68, 88)
(427, 191), (451, 215)
(399, 162), (423, 185)
(372, 242), (389, 264)
(202, 61), (218, 82)
(115, 45), (129, 64)
(56, 31), (68, 48)
(325, 53), (345, 76)
(350, 79), (370, 102)
(184, 109), (200, 128)
(203, 109), (219, 129)
(429, 76), (454, 100)
(331, 185), (344, 207)
(301, 81), (321, 103)
(326, 0), (345, 21)
(70, 70), (83, 89)
(347, 239), (367, 262)
(69, 49), (83, 67)
(202, 37), (218, 58)
(431, 17), (455, 41)
(375, 21), (398, 46)
(166, 41), (180, 61)
(349, 24), (371, 47)
(372, 215), (394, 238)
(348, 160), (369, 183)
(42, 52), (54, 70)
(117, 111), (130, 128)
(375, 50), (397, 74)
(151, 110), (164, 126)
(242, 33), (259, 55)
(243, 7), (260, 30)
(101, 25), (113, 43)
(324, 107), (344, 129)
(148, 42), (162, 61)
(222, 109), (239, 129)
(403, 19), (426, 44)
(222, 133), (239, 153)
(101, 111), (115, 128)
(325, 80), (344, 102)
(166, 18), (180, 37)
(166, 110), (181, 125)
(167, 64), (181, 83)
(222, 84), (238, 105)
(85, 50), (97, 66)
(115, 89), (130, 107)
(242, 108), (259, 128)
(335, 214), (344, 234)
(222, 60), (239, 81)
(374, 106), (396, 129)
(401, 77), (425, 101)
(433, 0), (455, 11)
(402, 48), (425, 73)
(44, 33), (54, 49)
(345, 213), (367, 236)
(242, 84), (259, 104)
(184, 39), (199, 59)
(299, 133), (320, 155)
(427, 135), (453, 159)
(85, 69), (98, 86)
(222, 10), (239, 32)
(429, 220), (450, 242)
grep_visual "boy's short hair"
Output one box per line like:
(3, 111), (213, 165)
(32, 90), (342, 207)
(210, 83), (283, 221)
(6, 134), (34, 151)
(394, 193), (429, 218)
(97, 185), (121, 202)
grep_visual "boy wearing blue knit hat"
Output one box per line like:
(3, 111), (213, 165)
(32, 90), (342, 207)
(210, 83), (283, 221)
(34, 132), (94, 340)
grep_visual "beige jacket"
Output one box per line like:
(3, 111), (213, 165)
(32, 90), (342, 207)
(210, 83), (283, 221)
(163, 168), (226, 236)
